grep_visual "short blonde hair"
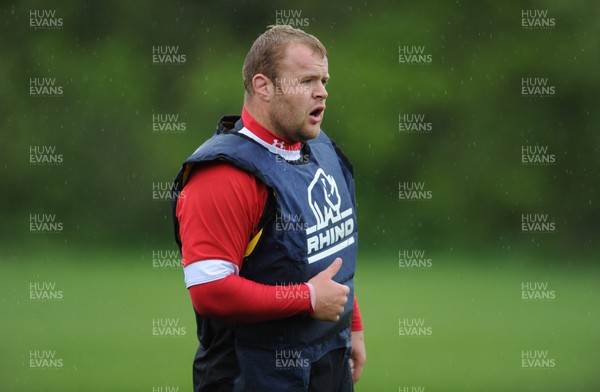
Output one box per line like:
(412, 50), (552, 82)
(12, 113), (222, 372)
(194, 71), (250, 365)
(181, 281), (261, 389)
(243, 25), (327, 94)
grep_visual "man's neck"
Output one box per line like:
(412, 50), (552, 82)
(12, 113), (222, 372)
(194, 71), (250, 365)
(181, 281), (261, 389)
(241, 107), (301, 152)
(239, 107), (303, 162)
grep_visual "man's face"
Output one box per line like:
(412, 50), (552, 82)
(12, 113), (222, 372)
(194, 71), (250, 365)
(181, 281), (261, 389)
(268, 43), (329, 143)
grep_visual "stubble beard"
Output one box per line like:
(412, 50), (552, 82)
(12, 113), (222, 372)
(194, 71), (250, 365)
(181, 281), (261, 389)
(270, 95), (320, 143)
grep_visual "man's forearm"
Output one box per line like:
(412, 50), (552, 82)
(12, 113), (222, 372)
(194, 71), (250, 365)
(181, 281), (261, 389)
(189, 274), (313, 323)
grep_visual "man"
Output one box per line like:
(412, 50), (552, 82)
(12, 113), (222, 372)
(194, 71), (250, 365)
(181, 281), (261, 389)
(172, 25), (366, 391)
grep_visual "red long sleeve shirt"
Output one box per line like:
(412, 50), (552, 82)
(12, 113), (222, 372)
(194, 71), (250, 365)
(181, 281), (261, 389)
(176, 108), (363, 330)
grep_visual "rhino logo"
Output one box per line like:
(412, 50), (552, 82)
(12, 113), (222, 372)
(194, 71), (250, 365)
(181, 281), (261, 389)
(308, 168), (341, 231)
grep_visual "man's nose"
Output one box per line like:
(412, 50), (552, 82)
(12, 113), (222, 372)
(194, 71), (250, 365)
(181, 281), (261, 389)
(314, 81), (328, 100)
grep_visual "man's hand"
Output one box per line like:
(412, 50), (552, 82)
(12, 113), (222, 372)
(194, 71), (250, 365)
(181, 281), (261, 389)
(350, 329), (366, 384)
(308, 258), (350, 322)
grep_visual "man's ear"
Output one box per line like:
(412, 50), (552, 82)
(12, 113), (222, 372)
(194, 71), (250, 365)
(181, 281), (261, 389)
(252, 74), (274, 102)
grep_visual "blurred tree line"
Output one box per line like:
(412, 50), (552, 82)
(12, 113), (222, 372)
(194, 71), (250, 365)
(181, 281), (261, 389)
(1, 0), (598, 256)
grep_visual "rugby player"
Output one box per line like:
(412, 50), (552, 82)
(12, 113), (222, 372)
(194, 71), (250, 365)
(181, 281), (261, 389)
(172, 25), (366, 391)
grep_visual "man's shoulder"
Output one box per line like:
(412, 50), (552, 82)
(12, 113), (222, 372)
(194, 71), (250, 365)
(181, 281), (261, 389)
(187, 161), (263, 189)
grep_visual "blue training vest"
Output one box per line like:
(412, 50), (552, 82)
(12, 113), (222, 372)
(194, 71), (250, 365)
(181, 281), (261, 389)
(172, 116), (358, 390)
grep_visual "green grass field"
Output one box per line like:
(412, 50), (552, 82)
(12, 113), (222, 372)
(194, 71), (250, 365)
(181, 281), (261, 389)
(1, 247), (599, 391)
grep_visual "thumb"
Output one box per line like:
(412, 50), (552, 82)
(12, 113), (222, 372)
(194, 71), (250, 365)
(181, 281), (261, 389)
(322, 257), (343, 278)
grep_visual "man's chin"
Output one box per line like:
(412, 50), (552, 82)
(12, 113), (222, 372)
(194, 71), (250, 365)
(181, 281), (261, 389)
(299, 126), (321, 142)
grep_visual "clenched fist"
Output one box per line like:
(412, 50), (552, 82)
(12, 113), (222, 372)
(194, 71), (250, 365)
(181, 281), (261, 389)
(308, 258), (350, 322)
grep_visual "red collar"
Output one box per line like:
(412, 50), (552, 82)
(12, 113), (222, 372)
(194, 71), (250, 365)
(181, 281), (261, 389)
(241, 107), (302, 151)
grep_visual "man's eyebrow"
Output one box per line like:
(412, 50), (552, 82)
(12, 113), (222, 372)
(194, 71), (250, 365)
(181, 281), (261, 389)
(301, 73), (330, 80)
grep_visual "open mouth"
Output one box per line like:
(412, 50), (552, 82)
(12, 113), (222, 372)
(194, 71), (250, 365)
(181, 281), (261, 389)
(309, 106), (325, 123)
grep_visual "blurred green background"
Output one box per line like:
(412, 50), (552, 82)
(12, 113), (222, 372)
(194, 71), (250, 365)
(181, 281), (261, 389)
(1, 0), (599, 391)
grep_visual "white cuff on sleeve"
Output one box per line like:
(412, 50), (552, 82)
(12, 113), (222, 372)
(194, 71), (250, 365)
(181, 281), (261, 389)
(184, 259), (239, 288)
